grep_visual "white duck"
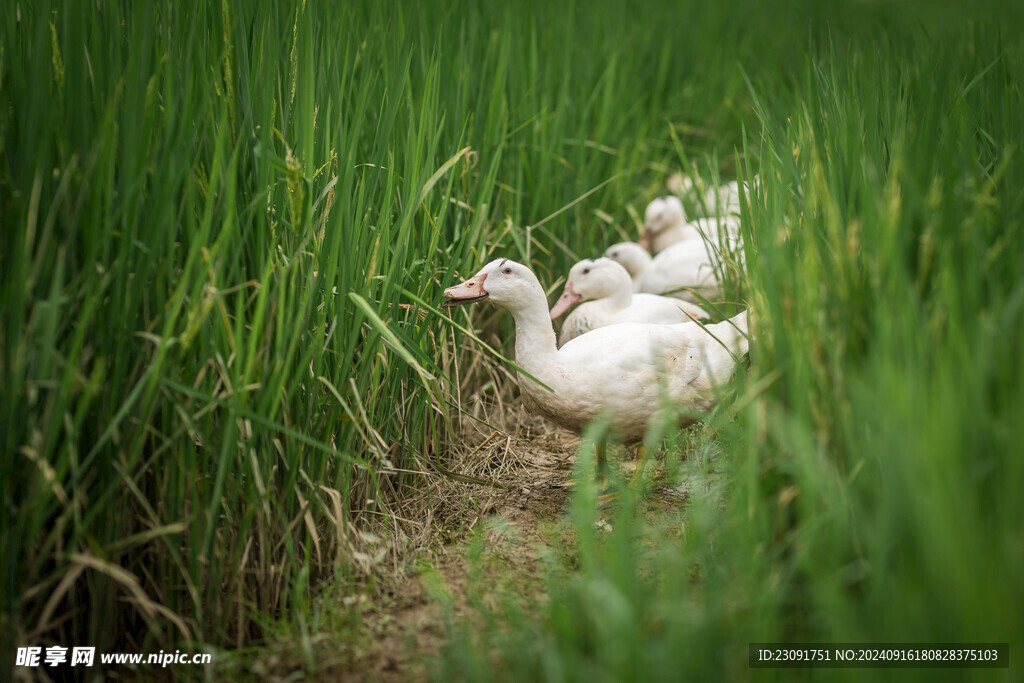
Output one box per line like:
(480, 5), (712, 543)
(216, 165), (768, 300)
(604, 240), (727, 304)
(709, 180), (744, 216)
(549, 257), (709, 347)
(643, 196), (697, 252)
(667, 176), (751, 217)
(442, 258), (749, 474)
(643, 195), (742, 254)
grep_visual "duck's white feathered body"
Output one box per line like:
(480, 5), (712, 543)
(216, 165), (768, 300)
(443, 258), (748, 442)
(557, 294), (707, 347)
(644, 194), (743, 254)
(651, 214), (742, 256)
(521, 317), (748, 441)
(710, 180), (744, 216)
(605, 240), (730, 303)
(549, 258), (708, 346)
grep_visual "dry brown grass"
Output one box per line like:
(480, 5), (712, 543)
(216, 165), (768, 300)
(227, 355), (585, 680)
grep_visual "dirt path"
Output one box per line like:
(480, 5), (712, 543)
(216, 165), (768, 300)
(239, 404), (714, 682)
(331, 420), (581, 682)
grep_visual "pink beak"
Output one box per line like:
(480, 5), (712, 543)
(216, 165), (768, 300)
(549, 281), (581, 319)
(442, 273), (489, 307)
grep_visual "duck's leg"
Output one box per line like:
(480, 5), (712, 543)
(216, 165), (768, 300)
(629, 443), (648, 489)
(595, 439), (607, 484)
(595, 439), (619, 505)
(596, 442), (647, 504)
(555, 439), (608, 490)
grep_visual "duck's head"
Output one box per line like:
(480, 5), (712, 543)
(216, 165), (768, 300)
(604, 241), (651, 278)
(549, 257), (631, 319)
(442, 258), (541, 313)
(644, 196), (685, 239)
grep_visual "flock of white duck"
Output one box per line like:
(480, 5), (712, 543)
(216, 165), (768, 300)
(443, 179), (752, 485)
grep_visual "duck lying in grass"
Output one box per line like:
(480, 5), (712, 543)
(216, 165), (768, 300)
(604, 240), (725, 304)
(643, 195), (742, 254)
(666, 175), (750, 214)
(442, 258), (749, 480)
(549, 257), (709, 347)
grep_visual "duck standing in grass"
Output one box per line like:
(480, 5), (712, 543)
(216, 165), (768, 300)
(549, 257), (709, 347)
(442, 258), (749, 478)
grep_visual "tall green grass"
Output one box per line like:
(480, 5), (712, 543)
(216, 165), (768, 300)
(1, 0), (758, 668)
(6, 0), (1020, 676)
(438, 2), (1024, 681)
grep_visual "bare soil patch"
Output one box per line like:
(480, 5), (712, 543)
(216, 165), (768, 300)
(327, 411), (581, 682)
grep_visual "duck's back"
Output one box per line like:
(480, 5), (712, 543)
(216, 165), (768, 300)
(557, 295), (706, 346)
(642, 240), (721, 301)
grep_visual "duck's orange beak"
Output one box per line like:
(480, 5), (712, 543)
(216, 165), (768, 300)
(549, 281), (581, 319)
(441, 273), (489, 307)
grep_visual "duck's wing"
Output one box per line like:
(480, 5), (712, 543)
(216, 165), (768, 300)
(648, 314), (749, 393)
(622, 294), (705, 324)
(642, 245), (720, 300)
(670, 298), (710, 320)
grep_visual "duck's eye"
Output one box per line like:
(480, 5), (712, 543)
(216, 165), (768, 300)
(503, 267), (512, 274)
(582, 268), (590, 275)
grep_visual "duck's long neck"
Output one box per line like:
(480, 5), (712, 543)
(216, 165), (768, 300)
(632, 252), (653, 286)
(605, 284), (634, 311)
(509, 291), (559, 364)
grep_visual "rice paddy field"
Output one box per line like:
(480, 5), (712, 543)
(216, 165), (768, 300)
(2, 0), (1023, 679)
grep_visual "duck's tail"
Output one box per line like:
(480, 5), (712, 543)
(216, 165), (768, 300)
(686, 310), (750, 391)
